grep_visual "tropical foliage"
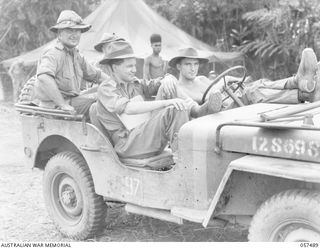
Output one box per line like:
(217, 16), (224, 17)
(232, 0), (320, 79)
(146, 0), (320, 79)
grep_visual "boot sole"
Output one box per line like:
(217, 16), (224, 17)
(309, 62), (320, 102)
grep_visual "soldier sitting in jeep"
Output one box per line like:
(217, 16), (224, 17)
(158, 47), (320, 110)
(90, 40), (215, 160)
(19, 10), (110, 119)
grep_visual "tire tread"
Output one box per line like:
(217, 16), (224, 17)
(44, 151), (107, 240)
(248, 189), (320, 241)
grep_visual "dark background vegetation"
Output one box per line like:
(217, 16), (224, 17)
(1, 0), (320, 89)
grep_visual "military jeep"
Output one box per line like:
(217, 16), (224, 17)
(16, 68), (320, 241)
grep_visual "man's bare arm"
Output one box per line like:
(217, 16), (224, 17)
(143, 57), (151, 80)
(37, 74), (74, 112)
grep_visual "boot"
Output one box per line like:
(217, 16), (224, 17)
(309, 61), (320, 102)
(294, 48), (317, 92)
(190, 91), (222, 118)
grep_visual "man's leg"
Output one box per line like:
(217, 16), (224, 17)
(112, 106), (189, 159)
(70, 93), (96, 119)
(243, 78), (300, 104)
(242, 48), (318, 105)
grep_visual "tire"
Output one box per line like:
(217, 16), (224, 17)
(43, 151), (107, 240)
(249, 189), (320, 241)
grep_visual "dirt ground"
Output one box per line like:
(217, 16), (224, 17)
(0, 102), (248, 242)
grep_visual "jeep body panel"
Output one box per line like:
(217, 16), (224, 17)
(20, 114), (198, 210)
(178, 103), (293, 210)
(201, 155), (320, 226)
(229, 155), (320, 183)
(216, 156), (320, 216)
(221, 123), (320, 163)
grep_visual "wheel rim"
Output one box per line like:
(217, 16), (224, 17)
(51, 172), (83, 225)
(270, 220), (320, 241)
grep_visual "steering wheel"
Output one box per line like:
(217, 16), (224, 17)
(201, 65), (247, 107)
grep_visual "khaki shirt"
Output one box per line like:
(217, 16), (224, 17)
(37, 41), (101, 97)
(96, 76), (161, 132)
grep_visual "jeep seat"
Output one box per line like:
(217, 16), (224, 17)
(89, 103), (113, 144)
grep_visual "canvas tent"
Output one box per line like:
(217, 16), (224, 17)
(1, 0), (243, 69)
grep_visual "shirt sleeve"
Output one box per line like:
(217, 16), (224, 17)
(79, 53), (102, 83)
(140, 78), (161, 98)
(36, 49), (59, 78)
(98, 79), (130, 114)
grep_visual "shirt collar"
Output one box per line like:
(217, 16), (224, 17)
(118, 81), (128, 89)
(111, 74), (127, 88)
(55, 40), (78, 55)
(111, 75), (140, 88)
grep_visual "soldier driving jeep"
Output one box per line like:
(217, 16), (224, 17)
(158, 47), (320, 111)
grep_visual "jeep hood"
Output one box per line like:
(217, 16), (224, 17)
(179, 103), (320, 163)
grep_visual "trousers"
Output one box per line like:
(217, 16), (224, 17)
(111, 106), (189, 159)
(69, 93), (96, 119)
(156, 77), (300, 110)
(241, 77), (299, 105)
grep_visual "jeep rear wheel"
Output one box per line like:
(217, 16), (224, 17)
(43, 151), (107, 240)
(249, 190), (320, 241)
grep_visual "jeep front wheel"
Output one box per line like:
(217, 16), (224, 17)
(248, 189), (320, 241)
(43, 151), (107, 240)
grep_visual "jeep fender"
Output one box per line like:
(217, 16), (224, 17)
(26, 116), (121, 195)
(202, 155), (320, 227)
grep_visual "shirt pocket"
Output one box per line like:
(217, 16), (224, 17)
(58, 70), (75, 92)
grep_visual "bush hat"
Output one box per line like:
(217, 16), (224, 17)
(50, 10), (91, 33)
(99, 40), (136, 64)
(169, 47), (209, 68)
(94, 33), (125, 52)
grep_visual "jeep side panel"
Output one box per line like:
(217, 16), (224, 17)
(20, 114), (197, 210)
